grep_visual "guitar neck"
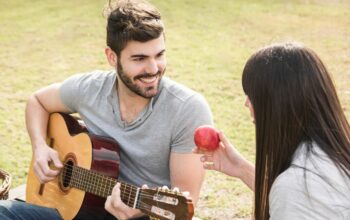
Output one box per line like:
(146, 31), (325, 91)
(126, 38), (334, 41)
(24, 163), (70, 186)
(64, 164), (141, 208)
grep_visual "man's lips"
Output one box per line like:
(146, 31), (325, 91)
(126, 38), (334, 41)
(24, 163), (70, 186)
(136, 74), (159, 84)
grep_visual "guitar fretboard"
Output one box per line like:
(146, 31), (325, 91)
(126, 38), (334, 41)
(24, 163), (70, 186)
(62, 164), (141, 208)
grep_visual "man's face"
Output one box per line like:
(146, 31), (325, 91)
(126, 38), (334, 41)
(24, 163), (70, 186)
(117, 35), (166, 98)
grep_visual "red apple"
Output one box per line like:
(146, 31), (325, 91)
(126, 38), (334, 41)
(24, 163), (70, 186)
(194, 125), (220, 151)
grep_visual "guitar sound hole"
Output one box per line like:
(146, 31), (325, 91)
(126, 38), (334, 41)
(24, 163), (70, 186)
(59, 155), (76, 192)
(62, 160), (74, 188)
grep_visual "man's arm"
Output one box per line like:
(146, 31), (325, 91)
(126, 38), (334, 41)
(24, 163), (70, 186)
(25, 83), (70, 183)
(27, 83), (146, 218)
(169, 152), (205, 205)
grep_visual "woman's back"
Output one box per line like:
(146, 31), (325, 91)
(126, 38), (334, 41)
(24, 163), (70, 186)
(269, 142), (350, 220)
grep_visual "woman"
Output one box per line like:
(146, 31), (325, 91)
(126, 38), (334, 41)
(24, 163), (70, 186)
(196, 42), (350, 219)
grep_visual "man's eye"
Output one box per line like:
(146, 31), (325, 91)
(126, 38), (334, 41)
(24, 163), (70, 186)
(134, 58), (144, 61)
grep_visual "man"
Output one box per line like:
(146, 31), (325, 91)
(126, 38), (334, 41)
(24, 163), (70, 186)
(0, 0), (212, 219)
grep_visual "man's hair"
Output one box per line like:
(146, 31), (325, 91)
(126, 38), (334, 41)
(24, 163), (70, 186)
(242, 42), (350, 220)
(104, 0), (164, 56)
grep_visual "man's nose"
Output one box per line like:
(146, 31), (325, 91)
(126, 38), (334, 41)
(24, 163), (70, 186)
(145, 59), (159, 74)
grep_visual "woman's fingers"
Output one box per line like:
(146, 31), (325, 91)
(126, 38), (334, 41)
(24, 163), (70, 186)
(218, 131), (231, 148)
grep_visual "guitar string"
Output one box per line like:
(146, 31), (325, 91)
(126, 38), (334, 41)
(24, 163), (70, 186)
(60, 164), (181, 215)
(63, 164), (155, 200)
(63, 163), (164, 199)
(62, 163), (159, 200)
(65, 177), (156, 204)
(65, 165), (147, 208)
(66, 176), (155, 213)
(66, 177), (154, 213)
(63, 162), (186, 212)
(66, 164), (144, 200)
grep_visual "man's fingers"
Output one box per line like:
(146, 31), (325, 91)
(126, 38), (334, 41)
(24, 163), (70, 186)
(34, 163), (55, 183)
(35, 157), (60, 181)
(112, 182), (121, 197)
(41, 160), (60, 177)
(50, 151), (63, 168)
(111, 183), (128, 210)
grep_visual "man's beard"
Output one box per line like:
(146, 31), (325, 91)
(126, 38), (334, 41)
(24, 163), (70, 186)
(117, 61), (164, 99)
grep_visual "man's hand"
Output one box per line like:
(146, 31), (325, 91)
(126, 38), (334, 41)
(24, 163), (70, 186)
(33, 145), (63, 183)
(105, 183), (144, 219)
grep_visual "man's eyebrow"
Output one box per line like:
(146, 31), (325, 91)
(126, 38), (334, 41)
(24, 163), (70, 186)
(130, 49), (166, 58)
(130, 54), (148, 58)
(157, 49), (166, 55)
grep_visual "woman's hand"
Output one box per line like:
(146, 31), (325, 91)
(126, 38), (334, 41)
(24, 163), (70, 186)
(194, 131), (255, 190)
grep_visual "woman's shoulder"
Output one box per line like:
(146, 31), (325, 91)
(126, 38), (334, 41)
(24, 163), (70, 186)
(269, 142), (350, 219)
(291, 142), (350, 188)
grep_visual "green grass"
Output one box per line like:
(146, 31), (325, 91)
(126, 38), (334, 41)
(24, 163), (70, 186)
(0, 0), (349, 219)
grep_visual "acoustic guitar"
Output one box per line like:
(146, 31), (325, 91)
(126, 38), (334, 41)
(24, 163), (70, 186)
(26, 113), (194, 220)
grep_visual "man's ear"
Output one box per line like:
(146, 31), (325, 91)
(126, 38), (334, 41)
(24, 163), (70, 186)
(105, 47), (118, 67)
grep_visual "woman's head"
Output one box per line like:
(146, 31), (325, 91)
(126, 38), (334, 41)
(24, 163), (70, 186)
(242, 42), (350, 219)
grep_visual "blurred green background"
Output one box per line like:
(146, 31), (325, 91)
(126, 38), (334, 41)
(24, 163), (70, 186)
(0, 0), (349, 219)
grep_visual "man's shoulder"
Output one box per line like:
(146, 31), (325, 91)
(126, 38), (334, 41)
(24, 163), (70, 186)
(160, 77), (203, 103)
(73, 70), (116, 83)
(64, 70), (116, 91)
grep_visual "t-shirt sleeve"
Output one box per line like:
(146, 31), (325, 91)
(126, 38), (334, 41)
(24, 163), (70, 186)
(269, 167), (342, 220)
(269, 170), (313, 220)
(59, 73), (89, 112)
(170, 93), (213, 153)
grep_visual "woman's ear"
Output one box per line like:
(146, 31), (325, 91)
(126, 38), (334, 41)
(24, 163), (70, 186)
(105, 47), (118, 67)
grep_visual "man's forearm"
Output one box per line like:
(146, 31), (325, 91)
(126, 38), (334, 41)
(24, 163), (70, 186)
(25, 94), (50, 150)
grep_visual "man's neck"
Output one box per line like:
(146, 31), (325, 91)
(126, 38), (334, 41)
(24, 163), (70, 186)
(116, 78), (151, 124)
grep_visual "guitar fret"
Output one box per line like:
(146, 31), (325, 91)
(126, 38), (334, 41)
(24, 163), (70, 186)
(63, 164), (141, 210)
(103, 176), (108, 197)
(92, 171), (98, 195)
(127, 185), (132, 207)
(121, 183), (128, 204)
(96, 173), (102, 197)
(130, 185), (136, 207)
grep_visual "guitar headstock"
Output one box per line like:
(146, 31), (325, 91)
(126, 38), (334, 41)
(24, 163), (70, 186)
(138, 188), (194, 220)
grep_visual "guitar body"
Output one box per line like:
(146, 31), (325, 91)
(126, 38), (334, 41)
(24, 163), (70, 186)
(26, 113), (120, 220)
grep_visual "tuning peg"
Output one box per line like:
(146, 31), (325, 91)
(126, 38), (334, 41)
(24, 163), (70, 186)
(181, 191), (190, 197)
(171, 187), (180, 195)
(157, 185), (170, 192)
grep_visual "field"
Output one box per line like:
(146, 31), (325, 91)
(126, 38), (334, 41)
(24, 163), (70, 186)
(0, 0), (349, 219)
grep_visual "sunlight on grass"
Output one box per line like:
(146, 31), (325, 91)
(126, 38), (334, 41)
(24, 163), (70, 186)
(0, 0), (349, 219)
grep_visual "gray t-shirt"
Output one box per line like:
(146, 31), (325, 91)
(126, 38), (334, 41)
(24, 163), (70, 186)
(269, 142), (350, 219)
(60, 70), (213, 188)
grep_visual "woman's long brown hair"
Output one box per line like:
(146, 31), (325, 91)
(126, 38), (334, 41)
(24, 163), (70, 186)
(242, 42), (350, 220)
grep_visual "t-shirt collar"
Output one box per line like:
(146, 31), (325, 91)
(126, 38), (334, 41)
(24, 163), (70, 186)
(107, 72), (164, 130)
